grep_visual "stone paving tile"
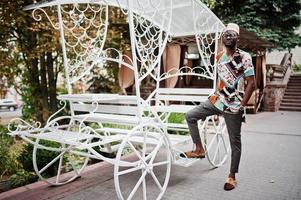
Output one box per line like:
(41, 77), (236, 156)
(60, 132), (301, 200)
(0, 162), (114, 200)
(243, 111), (301, 136)
(1, 111), (301, 200)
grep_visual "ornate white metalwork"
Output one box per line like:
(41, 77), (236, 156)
(59, 2), (109, 89)
(46, 100), (67, 124)
(30, 1), (109, 92)
(129, 0), (173, 82)
(8, 118), (41, 134)
(198, 116), (230, 167)
(7, 1), (231, 199)
(159, 66), (214, 81)
(32, 8), (60, 29)
(68, 47), (135, 85)
(193, 1), (224, 82)
(114, 122), (171, 200)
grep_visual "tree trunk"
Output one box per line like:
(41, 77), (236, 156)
(40, 52), (50, 121)
(30, 57), (43, 123)
(27, 27), (45, 124)
(47, 51), (57, 113)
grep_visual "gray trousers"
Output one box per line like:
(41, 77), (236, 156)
(185, 100), (243, 173)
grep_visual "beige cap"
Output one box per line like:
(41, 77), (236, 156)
(223, 23), (239, 35)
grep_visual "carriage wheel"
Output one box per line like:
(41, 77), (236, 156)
(202, 116), (230, 168)
(114, 123), (171, 200)
(32, 118), (90, 186)
(33, 138), (90, 185)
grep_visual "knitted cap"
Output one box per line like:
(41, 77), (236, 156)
(223, 23), (239, 35)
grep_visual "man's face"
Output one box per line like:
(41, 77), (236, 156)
(222, 30), (238, 48)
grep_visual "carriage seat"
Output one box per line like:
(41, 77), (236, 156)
(148, 88), (214, 131)
(150, 88), (213, 113)
(57, 93), (192, 150)
(58, 94), (154, 127)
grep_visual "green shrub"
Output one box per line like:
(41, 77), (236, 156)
(167, 113), (188, 135)
(168, 113), (185, 124)
(9, 169), (38, 188)
(0, 125), (22, 178)
(18, 140), (62, 178)
(293, 64), (301, 72)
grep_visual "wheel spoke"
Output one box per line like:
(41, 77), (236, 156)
(69, 152), (85, 175)
(128, 141), (148, 166)
(68, 153), (79, 176)
(142, 132), (147, 158)
(149, 137), (163, 165)
(198, 120), (206, 133)
(150, 171), (163, 191)
(149, 161), (170, 167)
(221, 125), (227, 133)
(115, 127), (171, 200)
(206, 133), (217, 151)
(127, 170), (147, 200)
(220, 134), (229, 153)
(56, 153), (64, 183)
(118, 165), (143, 176)
(212, 123), (218, 132)
(212, 136), (221, 164)
(39, 151), (65, 174)
(142, 172), (147, 200)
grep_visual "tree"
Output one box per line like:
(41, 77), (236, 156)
(0, 1), (130, 123)
(211, 0), (301, 50)
(0, 0), (62, 124)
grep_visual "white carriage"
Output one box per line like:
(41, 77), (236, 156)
(7, 0), (230, 199)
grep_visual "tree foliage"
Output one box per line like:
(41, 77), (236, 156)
(0, 1), (130, 123)
(211, 0), (301, 50)
(0, 0), (63, 123)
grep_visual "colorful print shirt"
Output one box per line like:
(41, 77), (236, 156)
(209, 49), (255, 113)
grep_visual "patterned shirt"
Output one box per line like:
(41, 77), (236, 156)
(209, 49), (255, 113)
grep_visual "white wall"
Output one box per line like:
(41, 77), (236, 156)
(266, 27), (301, 65)
(266, 47), (301, 65)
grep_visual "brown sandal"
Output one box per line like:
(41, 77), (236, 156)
(180, 151), (206, 159)
(224, 177), (237, 191)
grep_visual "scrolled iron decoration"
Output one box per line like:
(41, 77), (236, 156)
(159, 66), (213, 81)
(32, 8), (60, 29)
(8, 118), (41, 135)
(46, 100), (67, 125)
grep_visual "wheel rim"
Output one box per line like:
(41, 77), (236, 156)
(32, 118), (90, 185)
(32, 138), (90, 185)
(114, 124), (171, 200)
(203, 116), (230, 167)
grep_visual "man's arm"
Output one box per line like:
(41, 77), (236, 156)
(240, 75), (255, 107)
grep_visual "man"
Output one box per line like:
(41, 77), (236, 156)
(183, 23), (255, 191)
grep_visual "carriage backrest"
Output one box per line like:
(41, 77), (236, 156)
(26, 0), (224, 111)
(151, 1), (224, 107)
(58, 94), (140, 124)
(27, 0), (173, 97)
(155, 88), (214, 104)
(152, 63), (216, 107)
(26, 1), (111, 92)
(59, 94), (140, 117)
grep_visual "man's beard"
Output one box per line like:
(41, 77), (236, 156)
(224, 42), (236, 48)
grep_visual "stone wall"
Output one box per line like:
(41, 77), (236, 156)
(263, 83), (286, 111)
(263, 58), (292, 112)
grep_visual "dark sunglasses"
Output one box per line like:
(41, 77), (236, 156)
(222, 33), (238, 38)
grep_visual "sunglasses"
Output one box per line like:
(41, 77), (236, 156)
(222, 33), (238, 38)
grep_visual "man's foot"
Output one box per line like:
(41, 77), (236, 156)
(224, 177), (237, 191)
(180, 150), (206, 159)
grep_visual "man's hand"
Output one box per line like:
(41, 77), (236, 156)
(240, 75), (255, 107)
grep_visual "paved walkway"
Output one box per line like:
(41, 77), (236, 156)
(0, 109), (22, 125)
(1, 111), (301, 200)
